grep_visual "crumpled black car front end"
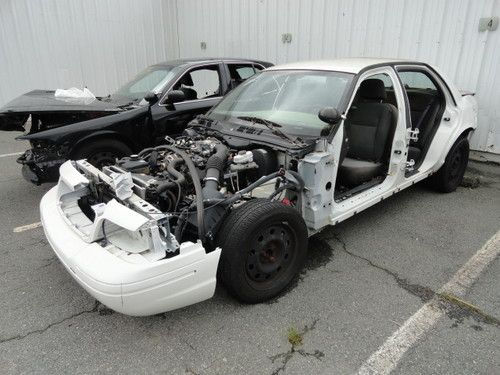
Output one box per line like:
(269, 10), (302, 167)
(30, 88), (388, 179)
(17, 143), (68, 184)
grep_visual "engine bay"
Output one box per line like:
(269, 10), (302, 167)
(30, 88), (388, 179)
(76, 127), (305, 254)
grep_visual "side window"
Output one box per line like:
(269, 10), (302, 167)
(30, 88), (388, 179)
(227, 64), (264, 87)
(398, 71), (437, 91)
(173, 65), (221, 101)
(397, 70), (441, 129)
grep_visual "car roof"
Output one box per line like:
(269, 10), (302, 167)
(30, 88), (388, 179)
(266, 57), (418, 74)
(154, 57), (273, 68)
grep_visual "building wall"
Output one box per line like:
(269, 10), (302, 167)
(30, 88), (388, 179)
(0, 0), (178, 104)
(0, 0), (498, 153)
(176, 0), (500, 153)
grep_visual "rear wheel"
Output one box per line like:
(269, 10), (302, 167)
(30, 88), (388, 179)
(72, 139), (132, 168)
(216, 199), (308, 303)
(430, 137), (469, 193)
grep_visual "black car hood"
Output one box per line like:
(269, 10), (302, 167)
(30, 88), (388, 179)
(18, 105), (150, 143)
(0, 90), (132, 114)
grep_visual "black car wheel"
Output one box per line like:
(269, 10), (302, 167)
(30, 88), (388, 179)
(73, 139), (132, 169)
(216, 199), (308, 303)
(430, 136), (469, 193)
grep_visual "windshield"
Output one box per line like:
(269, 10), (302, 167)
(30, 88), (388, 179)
(112, 65), (181, 101)
(208, 70), (353, 137)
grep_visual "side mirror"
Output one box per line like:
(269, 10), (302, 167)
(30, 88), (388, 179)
(166, 90), (186, 104)
(144, 91), (159, 105)
(318, 107), (342, 124)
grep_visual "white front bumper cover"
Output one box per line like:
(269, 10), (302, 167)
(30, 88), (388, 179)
(40, 187), (221, 316)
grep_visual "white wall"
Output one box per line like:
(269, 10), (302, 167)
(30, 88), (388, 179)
(0, 0), (499, 153)
(176, 0), (500, 154)
(0, 0), (178, 104)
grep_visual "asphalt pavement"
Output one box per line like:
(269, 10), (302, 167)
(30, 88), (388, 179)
(0, 131), (498, 374)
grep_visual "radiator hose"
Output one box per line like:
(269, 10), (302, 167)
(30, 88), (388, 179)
(202, 143), (229, 200)
(162, 145), (205, 240)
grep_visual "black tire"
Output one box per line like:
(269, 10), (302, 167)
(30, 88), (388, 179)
(430, 137), (469, 193)
(216, 199), (308, 303)
(72, 139), (132, 168)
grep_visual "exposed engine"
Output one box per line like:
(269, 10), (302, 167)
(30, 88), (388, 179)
(78, 128), (304, 250)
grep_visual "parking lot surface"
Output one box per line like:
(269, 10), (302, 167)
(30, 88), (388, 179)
(1, 132), (499, 374)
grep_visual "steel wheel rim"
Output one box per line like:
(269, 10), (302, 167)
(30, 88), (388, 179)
(245, 223), (297, 288)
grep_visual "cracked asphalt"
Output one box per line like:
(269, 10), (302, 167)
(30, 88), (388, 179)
(1, 131), (499, 374)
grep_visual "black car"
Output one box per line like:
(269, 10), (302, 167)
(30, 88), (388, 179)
(0, 58), (272, 184)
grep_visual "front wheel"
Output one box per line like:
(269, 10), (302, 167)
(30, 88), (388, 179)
(72, 139), (132, 168)
(216, 199), (308, 303)
(430, 137), (469, 193)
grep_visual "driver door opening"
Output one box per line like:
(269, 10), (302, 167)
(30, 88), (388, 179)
(334, 73), (399, 200)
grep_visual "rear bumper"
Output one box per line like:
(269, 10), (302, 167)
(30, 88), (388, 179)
(40, 186), (221, 316)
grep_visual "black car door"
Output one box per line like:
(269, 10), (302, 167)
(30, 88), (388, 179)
(149, 63), (225, 144)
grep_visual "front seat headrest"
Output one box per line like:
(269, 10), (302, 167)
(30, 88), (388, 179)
(180, 73), (194, 87)
(359, 79), (387, 100)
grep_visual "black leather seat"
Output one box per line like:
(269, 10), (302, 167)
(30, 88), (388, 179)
(338, 79), (397, 187)
(408, 96), (441, 162)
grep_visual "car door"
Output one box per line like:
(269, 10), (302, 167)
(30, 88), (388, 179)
(224, 62), (266, 91)
(150, 63), (225, 144)
(395, 66), (454, 170)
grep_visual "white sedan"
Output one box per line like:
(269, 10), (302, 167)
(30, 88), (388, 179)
(40, 58), (477, 315)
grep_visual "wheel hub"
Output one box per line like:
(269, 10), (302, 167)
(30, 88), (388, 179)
(246, 224), (294, 283)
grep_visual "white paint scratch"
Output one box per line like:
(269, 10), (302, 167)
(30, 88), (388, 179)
(13, 222), (42, 233)
(0, 152), (24, 158)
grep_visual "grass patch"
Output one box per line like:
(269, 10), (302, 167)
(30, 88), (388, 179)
(287, 327), (303, 348)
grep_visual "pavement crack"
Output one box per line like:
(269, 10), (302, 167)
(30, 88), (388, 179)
(321, 231), (500, 329)
(269, 319), (323, 375)
(39, 255), (58, 269)
(0, 300), (99, 344)
(325, 233), (435, 303)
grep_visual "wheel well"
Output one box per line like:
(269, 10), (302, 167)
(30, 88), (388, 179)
(69, 133), (135, 158)
(459, 127), (474, 141)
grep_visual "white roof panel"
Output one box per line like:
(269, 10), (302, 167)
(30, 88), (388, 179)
(266, 58), (411, 74)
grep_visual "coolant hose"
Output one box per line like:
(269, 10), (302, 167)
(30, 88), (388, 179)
(203, 143), (229, 199)
(155, 158), (186, 195)
(224, 171), (281, 205)
(163, 145), (205, 240)
(166, 158), (186, 184)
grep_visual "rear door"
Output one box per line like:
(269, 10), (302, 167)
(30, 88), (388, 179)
(395, 66), (451, 168)
(224, 62), (266, 91)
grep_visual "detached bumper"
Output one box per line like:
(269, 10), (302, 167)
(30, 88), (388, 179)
(40, 187), (221, 316)
(17, 149), (64, 184)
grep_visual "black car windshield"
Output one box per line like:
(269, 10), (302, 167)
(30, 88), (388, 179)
(113, 65), (181, 101)
(208, 70), (353, 137)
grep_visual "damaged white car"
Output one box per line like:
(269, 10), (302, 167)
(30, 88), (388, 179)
(40, 58), (477, 316)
